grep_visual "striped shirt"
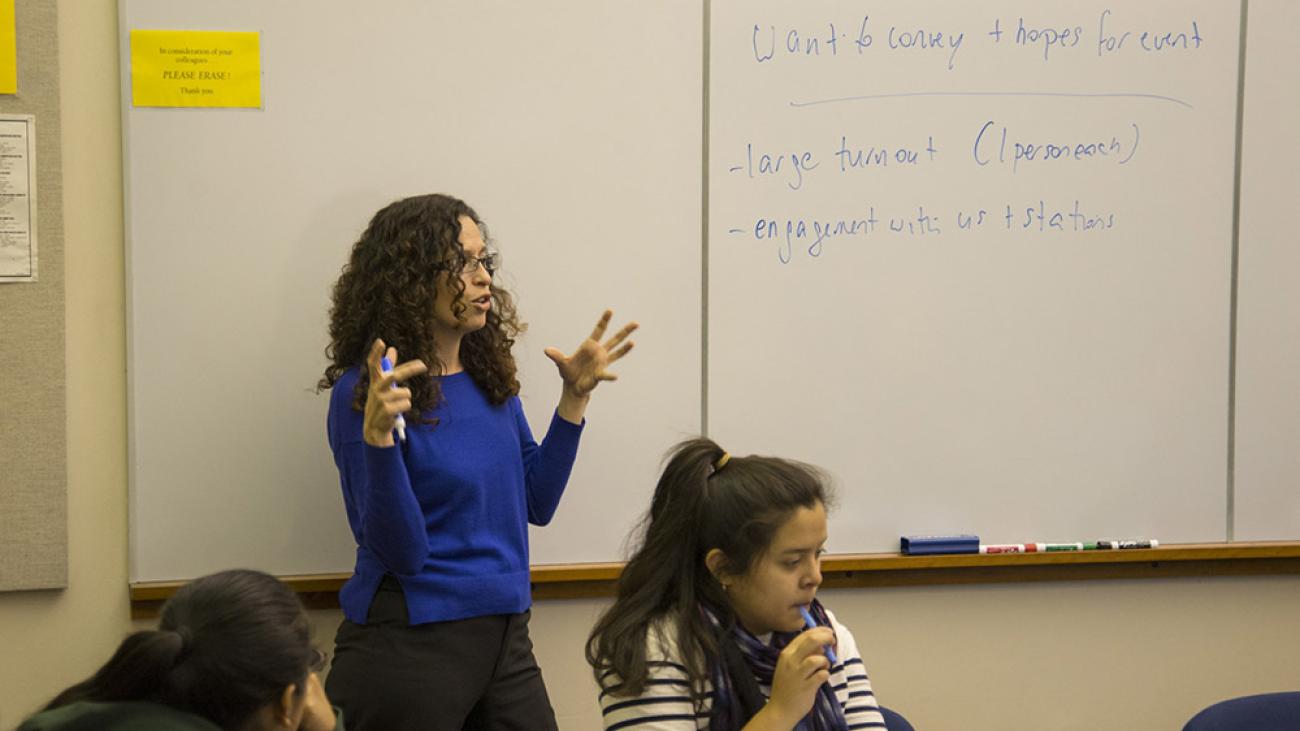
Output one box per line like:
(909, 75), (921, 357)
(598, 610), (887, 730)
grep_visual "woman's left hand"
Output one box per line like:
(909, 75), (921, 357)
(545, 309), (638, 399)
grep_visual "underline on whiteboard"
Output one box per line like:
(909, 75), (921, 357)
(789, 91), (1193, 110)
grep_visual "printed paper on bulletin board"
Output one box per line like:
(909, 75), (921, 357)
(0, 0), (16, 94)
(130, 29), (261, 108)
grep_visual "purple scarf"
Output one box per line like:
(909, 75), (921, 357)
(703, 599), (848, 731)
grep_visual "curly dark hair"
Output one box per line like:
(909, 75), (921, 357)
(317, 193), (523, 418)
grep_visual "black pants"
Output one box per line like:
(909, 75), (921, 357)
(325, 577), (558, 731)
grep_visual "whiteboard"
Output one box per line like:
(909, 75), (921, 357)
(709, 0), (1240, 550)
(121, 0), (703, 582)
(1234, 0), (1300, 541)
(123, 1), (1297, 583)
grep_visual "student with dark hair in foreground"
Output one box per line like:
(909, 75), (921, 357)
(19, 569), (339, 731)
(588, 438), (887, 730)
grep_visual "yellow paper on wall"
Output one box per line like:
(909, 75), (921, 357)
(0, 0), (16, 94)
(130, 30), (261, 108)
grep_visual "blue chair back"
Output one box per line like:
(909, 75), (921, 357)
(1182, 692), (1300, 731)
(879, 705), (915, 731)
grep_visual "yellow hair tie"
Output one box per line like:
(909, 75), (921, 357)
(714, 452), (731, 472)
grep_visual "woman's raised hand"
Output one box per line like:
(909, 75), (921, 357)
(544, 309), (638, 400)
(363, 339), (427, 447)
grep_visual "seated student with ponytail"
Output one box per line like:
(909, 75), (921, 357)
(19, 569), (340, 731)
(587, 438), (887, 730)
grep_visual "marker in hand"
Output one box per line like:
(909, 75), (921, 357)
(799, 605), (837, 665)
(380, 356), (406, 442)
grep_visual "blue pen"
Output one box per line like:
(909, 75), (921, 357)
(799, 605), (837, 665)
(380, 356), (406, 442)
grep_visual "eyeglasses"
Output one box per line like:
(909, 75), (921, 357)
(441, 252), (499, 277)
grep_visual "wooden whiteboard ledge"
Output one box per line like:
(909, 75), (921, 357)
(129, 542), (1300, 619)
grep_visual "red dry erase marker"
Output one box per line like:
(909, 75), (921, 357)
(979, 543), (1028, 554)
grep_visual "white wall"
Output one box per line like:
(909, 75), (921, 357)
(2, 3), (1297, 730)
(0, 1), (130, 727)
(528, 578), (1300, 730)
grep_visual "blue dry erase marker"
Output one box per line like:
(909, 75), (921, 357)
(799, 605), (837, 665)
(380, 356), (406, 442)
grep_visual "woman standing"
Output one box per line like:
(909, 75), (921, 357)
(318, 193), (636, 730)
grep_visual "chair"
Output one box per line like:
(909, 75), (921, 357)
(879, 705), (915, 731)
(1181, 692), (1300, 731)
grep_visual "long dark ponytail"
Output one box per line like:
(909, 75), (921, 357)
(586, 438), (832, 705)
(42, 569), (319, 729)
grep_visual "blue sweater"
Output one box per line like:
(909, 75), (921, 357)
(328, 368), (583, 624)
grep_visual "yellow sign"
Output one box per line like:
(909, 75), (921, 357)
(0, 0), (16, 94)
(130, 30), (261, 108)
